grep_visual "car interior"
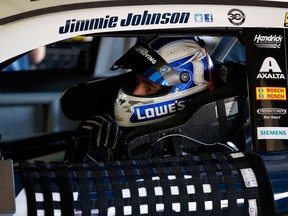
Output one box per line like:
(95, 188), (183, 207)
(0, 30), (249, 162)
(0, 27), (286, 216)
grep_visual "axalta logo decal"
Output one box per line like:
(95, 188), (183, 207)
(257, 127), (288, 139)
(59, 10), (190, 34)
(227, 8), (245, 26)
(256, 87), (286, 100)
(130, 99), (186, 123)
(254, 34), (282, 49)
(257, 57), (285, 80)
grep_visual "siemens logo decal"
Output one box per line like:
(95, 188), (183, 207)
(130, 99), (186, 123)
(257, 127), (288, 139)
(59, 10), (190, 34)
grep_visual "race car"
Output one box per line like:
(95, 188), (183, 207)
(0, 0), (287, 215)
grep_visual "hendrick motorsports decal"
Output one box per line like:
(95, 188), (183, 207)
(257, 127), (288, 139)
(256, 87), (286, 100)
(254, 34), (282, 48)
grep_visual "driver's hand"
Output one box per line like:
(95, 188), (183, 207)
(72, 114), (124, 163)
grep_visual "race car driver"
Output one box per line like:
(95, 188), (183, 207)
(67, 37), (214, 163)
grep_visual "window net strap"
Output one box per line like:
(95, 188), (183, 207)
(19, 151), (272, 216)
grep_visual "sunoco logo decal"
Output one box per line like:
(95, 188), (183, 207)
(227, 8), (245, 26)
(254, 34), (282, 49)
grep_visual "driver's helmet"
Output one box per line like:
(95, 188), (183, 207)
(111, 37), (214, 127)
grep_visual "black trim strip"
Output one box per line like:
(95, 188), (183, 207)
(0, 0), (288, 25)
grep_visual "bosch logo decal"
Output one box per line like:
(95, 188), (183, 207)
(227, 8), (245, 26)
(256, 87), (287, 100)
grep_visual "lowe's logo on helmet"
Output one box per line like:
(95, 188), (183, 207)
(130, 99), (186, 123)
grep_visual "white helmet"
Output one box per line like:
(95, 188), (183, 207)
(111, 38), (214, 127)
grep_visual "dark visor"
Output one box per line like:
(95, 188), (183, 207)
(110, 43), (182, 86)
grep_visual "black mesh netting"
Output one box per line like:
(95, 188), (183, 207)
(19, 151), (273, 216)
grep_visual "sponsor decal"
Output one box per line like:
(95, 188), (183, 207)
(262, 115), (281, 120)
(257, 108), (286, 120)
(59, 10), (190, 34)
(257, 57), (285, 80)
(257, 108), (286, 115)
(257, 127), (288, 139)
(227, 8), (245, 26)
(130, 98), (186, 123)
(254, 34), (282, 48)
(256, 87), (286, 100)
(284, 12), (288, 27)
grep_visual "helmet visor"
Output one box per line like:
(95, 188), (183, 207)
(110, 43), (182, 86)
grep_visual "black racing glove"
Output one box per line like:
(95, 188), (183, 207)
(71, 114), (124, 163)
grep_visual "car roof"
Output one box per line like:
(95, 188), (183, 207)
(0, 0), (288, 63)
